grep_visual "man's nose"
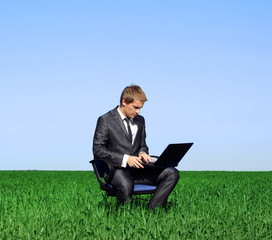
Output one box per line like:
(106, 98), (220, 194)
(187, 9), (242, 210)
(136, 109), (140, 114)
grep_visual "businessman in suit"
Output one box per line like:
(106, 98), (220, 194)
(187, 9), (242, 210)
(93, 85), (179, 209)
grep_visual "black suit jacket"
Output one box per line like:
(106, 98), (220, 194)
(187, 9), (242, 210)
(93, 106), (149, 168)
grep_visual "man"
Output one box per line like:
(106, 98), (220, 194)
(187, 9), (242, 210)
(93, 85), (179, 209)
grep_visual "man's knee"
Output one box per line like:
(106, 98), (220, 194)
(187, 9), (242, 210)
(163, 167), (180, 183)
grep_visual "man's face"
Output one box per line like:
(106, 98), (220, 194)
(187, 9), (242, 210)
(121, 99), (144, 119)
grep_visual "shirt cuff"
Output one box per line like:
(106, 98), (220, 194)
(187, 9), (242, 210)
(121, 154), (129, 168)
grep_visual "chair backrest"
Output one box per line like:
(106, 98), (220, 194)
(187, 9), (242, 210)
(91, 159), (116, 195)
(93, 160), (105, 178)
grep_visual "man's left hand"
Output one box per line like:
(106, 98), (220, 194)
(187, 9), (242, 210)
(138, 152), (153, 163)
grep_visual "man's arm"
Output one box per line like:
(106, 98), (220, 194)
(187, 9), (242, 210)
(138, 117), (149, 154)
(93, 116), (123, 167)
(137, 117), (152, 164)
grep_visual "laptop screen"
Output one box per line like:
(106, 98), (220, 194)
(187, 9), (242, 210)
(155, 143), (193, 168)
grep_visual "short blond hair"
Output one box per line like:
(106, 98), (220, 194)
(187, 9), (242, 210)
(120, 85), (147, 105)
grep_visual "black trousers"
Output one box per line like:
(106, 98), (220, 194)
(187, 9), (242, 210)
(110, 166), (180, 209)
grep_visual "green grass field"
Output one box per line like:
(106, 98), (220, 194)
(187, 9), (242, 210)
(0, 171), (271, 239)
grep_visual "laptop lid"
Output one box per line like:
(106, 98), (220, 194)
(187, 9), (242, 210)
(153, 143), (193, 168)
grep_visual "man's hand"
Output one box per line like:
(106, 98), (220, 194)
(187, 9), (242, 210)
(127, 156), (144, 168)
(138, 152), (152, 163)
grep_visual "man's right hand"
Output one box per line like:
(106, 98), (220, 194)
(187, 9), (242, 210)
(127, 156), (144, 168)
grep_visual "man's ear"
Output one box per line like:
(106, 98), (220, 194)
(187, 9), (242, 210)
(121, 99), (126, 107)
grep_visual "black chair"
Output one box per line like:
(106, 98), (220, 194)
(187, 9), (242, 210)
(90, 158), (158, 196)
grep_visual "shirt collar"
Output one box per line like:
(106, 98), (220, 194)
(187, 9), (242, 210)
(117, 106), (135, 123)
(117, 106), (126, 121)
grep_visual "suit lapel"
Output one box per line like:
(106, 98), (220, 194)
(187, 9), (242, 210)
(111, 107), (131, 142)
(133, 116), (142, 146)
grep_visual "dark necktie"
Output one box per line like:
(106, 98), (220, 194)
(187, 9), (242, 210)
(124, 118), (133, 143)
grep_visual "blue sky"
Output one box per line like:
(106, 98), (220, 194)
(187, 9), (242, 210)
(1, 1), (271, 171)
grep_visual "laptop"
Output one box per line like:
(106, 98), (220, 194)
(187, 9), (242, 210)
(142, 143), (193, 168)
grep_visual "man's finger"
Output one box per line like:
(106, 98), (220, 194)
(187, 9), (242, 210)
(138, 163), (144, 168)
(136, 161), (144, 168)
(144, 156), (152, 163)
